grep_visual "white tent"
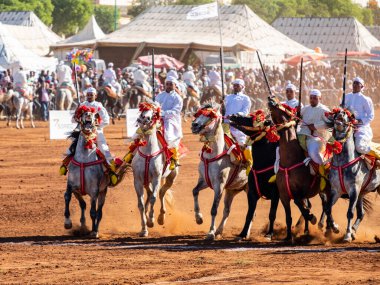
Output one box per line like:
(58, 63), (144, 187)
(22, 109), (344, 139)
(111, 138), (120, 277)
(50, 15), (105, 60)
(96, 5), (312, 67)
(272, 17), (380, 56)
(0, 11), (62, 56)
(0, 23), (57, 72)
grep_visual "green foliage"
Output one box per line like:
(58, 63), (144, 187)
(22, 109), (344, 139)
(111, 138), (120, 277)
(94, 5), (120, 34)
(0, 0), (54, 26)
(51, 0), (93, 37)
(128, 0), (175, 18)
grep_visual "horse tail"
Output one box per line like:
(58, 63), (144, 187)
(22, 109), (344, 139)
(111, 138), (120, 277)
(165, 189), (175, 209)
(363, 195), (374, 215)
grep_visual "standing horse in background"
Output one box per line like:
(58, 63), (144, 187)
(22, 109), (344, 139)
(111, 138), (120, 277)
(8, 88), (35, 129)
(64, 105), (109, 238)
(268, 96), (330, 241)
(229, 111), (280, 240)
(191, 103), (248, 240)
(56, 86), (74, 110)
(132, 102), (178, 237)
(325, 108), (380, 242)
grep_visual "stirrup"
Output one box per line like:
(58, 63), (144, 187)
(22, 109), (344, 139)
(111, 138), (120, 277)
(59, 165), (68, 176)
(109, 172), (118, 186)
(169, 159), (179, 170)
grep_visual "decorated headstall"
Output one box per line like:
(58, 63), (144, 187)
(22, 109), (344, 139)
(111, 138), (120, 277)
(138, 102), (161, 125)
(324, 107), (357, 156)
(74, 105), (102, 127)
(246, 109), (280, 144)
(194, 107), (219, 120)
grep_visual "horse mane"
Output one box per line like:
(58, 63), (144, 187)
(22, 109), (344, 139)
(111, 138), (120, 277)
(200, 100), (220, 111)
(67, 129), (80, 154)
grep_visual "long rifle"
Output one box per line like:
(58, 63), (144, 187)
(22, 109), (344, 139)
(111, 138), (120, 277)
(152, 49), (155, 101)
(256, 50), (272, 97)
(297, 58), (303, 118)
(340, 48), (348, 108)
(73, 62), (80, 105)
(220, 47), (225, 102)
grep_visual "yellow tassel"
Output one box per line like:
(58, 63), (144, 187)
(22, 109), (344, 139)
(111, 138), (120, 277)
(268, 175), (276, 183)
(320, 177), (326, 191)
(59, 165), (67, 176)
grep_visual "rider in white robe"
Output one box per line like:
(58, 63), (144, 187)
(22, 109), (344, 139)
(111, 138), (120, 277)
(281, 83), (303, 109)
(103, 62), (122, 95)
(133, 66), (152, 94)
(183, 66), (200, 94)
(56, 61), (76, 95)
(224, 79), (252, 174)
(13, 66), (29, 95)
(344, 77), (379, 159)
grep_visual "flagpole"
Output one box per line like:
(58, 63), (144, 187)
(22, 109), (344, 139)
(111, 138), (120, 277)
(216, 0), (225, 102)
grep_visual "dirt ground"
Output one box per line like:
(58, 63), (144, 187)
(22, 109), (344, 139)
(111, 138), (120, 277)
(0, 109), (379, 285)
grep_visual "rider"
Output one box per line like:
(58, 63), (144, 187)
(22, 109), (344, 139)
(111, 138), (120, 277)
(133, 65), (152, 95)
(56, 61), (76, 96)
(345, 77), (379, 159)
(122, 76), (183, 170)
(13, 64), (29, 96)
(282, 83), (303, 109)
(298, 89), (331, 175)
(208, 66), (222, 90)
(103, 62), (122, 96)
(183, 66), (200, 96)
(224, 79), (253, 175)
(59, 87), (118, 185)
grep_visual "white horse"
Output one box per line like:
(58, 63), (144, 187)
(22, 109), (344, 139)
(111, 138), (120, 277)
(7, 88), (35, 129)
(64, 105), (109, 238)
(191, 102), (248, 240)
(56, 86), (74, 110)
(132, 102), (178, 237)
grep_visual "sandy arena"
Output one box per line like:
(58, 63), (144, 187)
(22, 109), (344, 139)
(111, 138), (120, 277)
(0, 110), (379, 284)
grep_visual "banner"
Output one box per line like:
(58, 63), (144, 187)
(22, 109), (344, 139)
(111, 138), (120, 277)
(49, 110), (76, 140)
(126, 108), (139, 138)
(187, 2), (218, 20)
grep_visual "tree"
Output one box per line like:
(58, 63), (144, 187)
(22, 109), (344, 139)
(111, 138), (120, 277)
(128, 0), (175, 18)
(94, 5), (120, 34)
(51, 0), (93, 37)
(0, 0), (54, 26)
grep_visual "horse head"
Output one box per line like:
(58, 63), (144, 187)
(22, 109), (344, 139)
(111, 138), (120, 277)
(137, 102), (161, 132)
(267, 96), (297, 125)
(191, 102), (220, 135)
(75, 105), (100, 136)
(229, 109), (271, 136)
(325, 107), (357, 140)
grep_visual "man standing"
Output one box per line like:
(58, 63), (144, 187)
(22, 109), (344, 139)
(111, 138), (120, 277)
(298, 89), (331, 175)
(225, 79), (252, 175)
(345, 77), (379, 159)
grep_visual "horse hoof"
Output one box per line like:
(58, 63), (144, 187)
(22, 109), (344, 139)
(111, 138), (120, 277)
(234, 236), (244, 242)
(157, 214), (165, 225)
(89, 231), (99, 239)
(332, 224), (340, 234)
(351, 232), (356, 241)
(64, 221), (72, 229)
(195, 214), (203, 225)
(206, 233), (215, 240)
(343, 234), (352, 243)
(264, 233), (273, 241)
(310, 215), (317, 225)
(139, 230), (149, 237)
(147, 220), (154, 228)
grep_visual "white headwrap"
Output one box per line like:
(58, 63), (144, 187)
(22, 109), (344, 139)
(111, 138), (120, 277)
(232, 79), (245, 87)
(285, 83), (297, 91)
(86, 87), (97, 95)
(353, 77), (364, 86)
(166, 76), (178, 86)
(309, 89), (321, 97)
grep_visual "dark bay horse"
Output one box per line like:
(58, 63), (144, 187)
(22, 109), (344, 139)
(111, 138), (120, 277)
(229, 111), (280, 240)
(268, 96), (329, 241)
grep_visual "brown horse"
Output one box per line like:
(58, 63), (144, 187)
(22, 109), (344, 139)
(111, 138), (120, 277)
(267, 96), (329, 241)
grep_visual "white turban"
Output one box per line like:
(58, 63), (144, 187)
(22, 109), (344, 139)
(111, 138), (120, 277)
(309, 89), (321, 97)
(86, 87), (97, 95)
(166, 76), (178, 86)
(232, 79), (245, 87)
(353, 77), (364, 86)
(285, 83), (297, 91)
(108, 62), (114, 67)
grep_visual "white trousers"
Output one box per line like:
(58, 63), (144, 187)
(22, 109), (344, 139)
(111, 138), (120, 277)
(230, 126), (247, 146)
(354, 126), (373, 154)
(306, 137), (324, 165)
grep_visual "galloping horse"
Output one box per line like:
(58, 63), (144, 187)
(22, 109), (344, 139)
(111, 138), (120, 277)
(56, 86), (74, 110)
(228, 111), (280, 240)
(268, 96), (328, 241)
(132, 102), (178, 237)
(64, 105), (110, 238)
(191, 102), (248, 240)
(325, 108), (380, 242)
(97, 86), (118, 124)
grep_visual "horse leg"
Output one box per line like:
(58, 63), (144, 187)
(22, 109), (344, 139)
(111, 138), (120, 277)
(15, 106), (21, 129)
(325, 189), (340, 236)
(294, 199), (316, 236)
(343, 189), (358, 243)
(281, 197), (293, 241)
(207, 183), (225, 240)
(237, 183), (259, 240)
(73, 192), (87, 232)
(64, 184), (73, 229)
(147, 176), (161, 228)
(29, 102), (35, 128)
(318, 192), (328, 230)
(158, 172), (176, 226)
(215, 189), (239, 238)
(93, 189), (107, 238)
(265, 193), (280, 240)
(351, 195), (365, 241)
(192, 178), (208, 225)
(135, 180), (148, 237)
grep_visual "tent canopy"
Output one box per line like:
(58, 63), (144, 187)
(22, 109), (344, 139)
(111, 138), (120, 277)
(138, 54), (184, 69)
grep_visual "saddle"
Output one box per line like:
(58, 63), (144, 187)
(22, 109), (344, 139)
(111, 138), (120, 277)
(102, 86), (118, 99)
(15, 87), (32, 100)
(221, 124), (245, 165)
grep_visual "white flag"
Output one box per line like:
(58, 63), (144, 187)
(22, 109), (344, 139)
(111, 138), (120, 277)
(187, 2), (218, 20)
